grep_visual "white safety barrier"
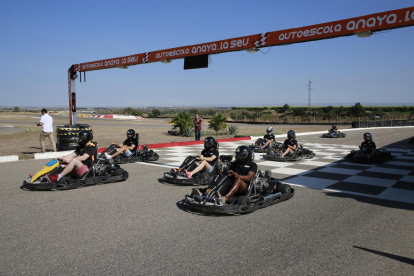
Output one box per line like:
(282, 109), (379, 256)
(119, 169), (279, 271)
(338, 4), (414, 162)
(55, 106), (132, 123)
(0, 155), (19, 163)
(34, 151), (74, 160)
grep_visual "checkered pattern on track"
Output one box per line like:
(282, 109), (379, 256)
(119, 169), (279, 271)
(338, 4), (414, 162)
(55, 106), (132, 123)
(151, 141), (414, 204)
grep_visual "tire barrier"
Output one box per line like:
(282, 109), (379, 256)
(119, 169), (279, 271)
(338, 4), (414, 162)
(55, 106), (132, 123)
(56, 124), (92, 151)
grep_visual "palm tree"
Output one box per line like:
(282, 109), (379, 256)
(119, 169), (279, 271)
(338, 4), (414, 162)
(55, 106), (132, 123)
(208, 113), (227, 132)
(171, 112), (193, 135)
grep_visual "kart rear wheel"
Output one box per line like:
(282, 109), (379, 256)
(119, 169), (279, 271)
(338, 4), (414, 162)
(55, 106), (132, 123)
(148, 151), (159, 161)
(276, 183), (291, 194)
(236, 196), (251, 207)
(56, 177), (71, 190)
(200, 171), (211, 182)
(113, 156), (122, 163)
(113, 169), (128, 180)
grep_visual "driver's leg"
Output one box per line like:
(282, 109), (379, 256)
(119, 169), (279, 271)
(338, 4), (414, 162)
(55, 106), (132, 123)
(282, 148), (291, 156)
(107, 145), (127, 159)
(262, 140), (270, 149)
(220, 178), (247, 202)
(190, 160), (209, 175)
(48, 158), (84, 182)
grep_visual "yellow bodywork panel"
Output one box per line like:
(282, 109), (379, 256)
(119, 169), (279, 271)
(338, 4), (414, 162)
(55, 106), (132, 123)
(30, 159), (60, 183)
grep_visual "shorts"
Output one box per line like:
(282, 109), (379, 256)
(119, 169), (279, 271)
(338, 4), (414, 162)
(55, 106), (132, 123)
(69, 164), (89, 178)
(286, 150), (294, 156)
(207, 164), (214, 173)
(121, 149), (133, 157)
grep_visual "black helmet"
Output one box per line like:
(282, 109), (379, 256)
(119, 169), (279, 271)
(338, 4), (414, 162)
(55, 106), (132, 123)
(235, 145), (252, 164)
(266, 127), (273, 134)
(204, 137), (216, 150)
(364, 132), (372, 142)
(287, 130), (296, 139)
(127, 129), (136, 139)
(332, 125), (336, 129)
(78, 130), (92, 146)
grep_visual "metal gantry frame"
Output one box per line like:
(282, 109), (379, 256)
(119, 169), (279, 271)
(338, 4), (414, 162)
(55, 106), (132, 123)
(68, 6), (414, 124)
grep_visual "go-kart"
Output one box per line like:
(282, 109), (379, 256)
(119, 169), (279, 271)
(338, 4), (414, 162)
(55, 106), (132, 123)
(345, 148), (393, 164)
(184, 170), (294, 215)
(103, 143), (159, 164)
(22, 144), (129, 191)
(322, 131), (346, 138)
(249, 138), (283, 153)
(263, 144), (315, 162)
(163, 155), (233, 185)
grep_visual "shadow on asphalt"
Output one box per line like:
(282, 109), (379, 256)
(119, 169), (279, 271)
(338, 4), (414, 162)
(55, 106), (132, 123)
(22, 146), (56, 155)
(383, 136), (414, 148)
(157, 178), (195, 187)
(353, 246), (414, 265)
(175, 199), (247, 217)
(323, 192), (414, 211)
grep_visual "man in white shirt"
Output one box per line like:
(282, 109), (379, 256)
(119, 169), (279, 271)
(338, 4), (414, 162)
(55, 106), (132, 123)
(37, 108), (56, 152)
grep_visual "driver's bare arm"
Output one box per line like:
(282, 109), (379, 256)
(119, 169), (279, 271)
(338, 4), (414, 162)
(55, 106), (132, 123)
(127, 144), (136, 150)
(59, 152), (77, 163)
(76, 153), (90, 162)
(202, 155), (216, 162)
(237, 171), (255, 182)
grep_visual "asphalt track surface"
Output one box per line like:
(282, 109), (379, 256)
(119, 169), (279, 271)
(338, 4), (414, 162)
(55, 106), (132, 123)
(1, 128), (413, 275)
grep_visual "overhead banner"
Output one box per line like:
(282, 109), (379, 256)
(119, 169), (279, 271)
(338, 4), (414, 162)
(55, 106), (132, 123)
(75, 6), (414, 72)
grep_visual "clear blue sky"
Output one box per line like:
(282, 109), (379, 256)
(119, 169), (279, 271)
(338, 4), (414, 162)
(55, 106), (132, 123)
(1, 0), (413, 108)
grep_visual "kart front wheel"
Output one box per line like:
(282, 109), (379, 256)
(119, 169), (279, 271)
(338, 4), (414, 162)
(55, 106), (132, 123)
(276, 183), (291, 194)
(113, 169), (127, 178)
(237, 196), (251, 207)
(56, 177), (71, 190)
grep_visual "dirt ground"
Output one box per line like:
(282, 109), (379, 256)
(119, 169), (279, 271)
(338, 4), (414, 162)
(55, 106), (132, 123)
(0, 113), (349, 159)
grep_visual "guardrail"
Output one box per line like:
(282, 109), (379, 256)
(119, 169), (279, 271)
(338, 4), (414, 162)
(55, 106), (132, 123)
(351, 120), (414, 128)
(225, 121), (351, 125)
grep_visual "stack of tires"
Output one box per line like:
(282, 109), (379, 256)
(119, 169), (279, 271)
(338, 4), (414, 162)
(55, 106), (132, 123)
(56, 124), (92, 151)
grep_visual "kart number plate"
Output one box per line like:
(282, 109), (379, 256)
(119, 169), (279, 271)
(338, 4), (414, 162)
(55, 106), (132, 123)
(46, 159), (58, 167)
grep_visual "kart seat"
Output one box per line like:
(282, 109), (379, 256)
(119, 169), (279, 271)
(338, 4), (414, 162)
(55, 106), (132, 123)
(135, 133), (140, 145)
(90, 141), (99, 166)
(293, 144), (302, 155)
(78, 142), (99, 179)
(210, 154), (220, 172)
(245, 173), (259, 196)
(131, 133), (140, 154)
(128, 134), (141, 157)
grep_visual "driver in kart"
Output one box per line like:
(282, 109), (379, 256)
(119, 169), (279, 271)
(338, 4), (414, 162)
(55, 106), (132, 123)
(181, 136), (219, 178)
(213, 145), (258, 203)
(46, 130), (97, 183)
(328, 125), (338, 135)
(105, 129), (138, 160)
(258, 127), (276, 149)
(359, 132), (377, 158)
(282, 130), (298, 157)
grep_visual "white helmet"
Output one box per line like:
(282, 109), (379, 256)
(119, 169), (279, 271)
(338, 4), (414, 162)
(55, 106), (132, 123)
(266, 127), (273, 135)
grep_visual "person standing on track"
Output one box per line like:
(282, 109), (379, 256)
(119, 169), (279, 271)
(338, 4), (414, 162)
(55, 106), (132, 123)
(37, 108), (56, 153)
(194, 114), (202, 141)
